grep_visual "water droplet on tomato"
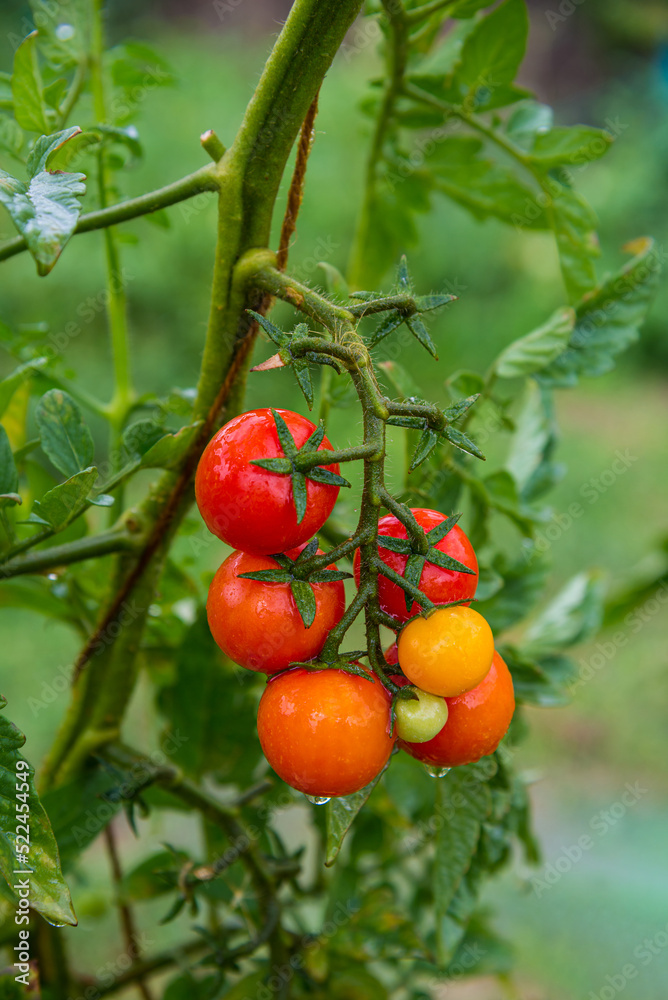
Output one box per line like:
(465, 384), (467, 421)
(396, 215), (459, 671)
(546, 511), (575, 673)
(305, 794), (331, 805)
(424, 764), (451, 778)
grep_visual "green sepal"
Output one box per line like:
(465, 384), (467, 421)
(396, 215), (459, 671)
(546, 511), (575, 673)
(397, 255), (411, 289)
(443, 393), (480, 423)
(250, 457), (293, 475)
(426, 547), (476, 575)
(416, 293), (457, 312)
(368, 310), (403, 347)
(291, 470), (308, 524)
(270, 408), (298, 457)
(443, 425), (486, 460)
(403, 553), (426, 612)
(293, 537), (318, 564)
(302, 423), (326, 452)
(307, 569), (353, 583)
(410, 427), (440, 470)
(290, 579), (317, 628)
(248, 310), (288, 347)
(406, 314), (438, 359)
(303, 466), (351, 488)
(291, 357), (314, 409)
(426, 512), (461, 545)
(237, 569), (293, 583)
(377, 535), (413, 555)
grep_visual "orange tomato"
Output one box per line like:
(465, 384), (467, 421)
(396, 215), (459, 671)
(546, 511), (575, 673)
(257, 667), (395, 797)
(397, 605), (494, 697)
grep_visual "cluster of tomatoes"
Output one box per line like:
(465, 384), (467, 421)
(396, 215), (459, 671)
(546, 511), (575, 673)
(195, 408), (514, 800)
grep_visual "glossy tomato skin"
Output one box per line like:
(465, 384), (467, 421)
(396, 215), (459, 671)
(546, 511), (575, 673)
(398, 651), (515, 767)
(397, 605), (494, 697)
(257, 667), (395, 797)
(195, 408), (341, 556)
(206, 548), (345, 674)
(353, 509), (478, 623)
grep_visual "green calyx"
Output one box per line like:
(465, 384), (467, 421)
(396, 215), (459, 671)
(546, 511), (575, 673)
(250, 408), (350, 524)
(377, 510), (476, 613)
(238, 537), (351, 629)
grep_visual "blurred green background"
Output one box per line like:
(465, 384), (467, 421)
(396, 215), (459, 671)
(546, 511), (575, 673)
(0, 1), (667, 997)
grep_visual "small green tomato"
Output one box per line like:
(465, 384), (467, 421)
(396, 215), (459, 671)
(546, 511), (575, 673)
(394, 687), (449, 743)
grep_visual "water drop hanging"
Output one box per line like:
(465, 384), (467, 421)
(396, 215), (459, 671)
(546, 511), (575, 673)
(305, 794), (331, 805)
(424, 764), (451, 778)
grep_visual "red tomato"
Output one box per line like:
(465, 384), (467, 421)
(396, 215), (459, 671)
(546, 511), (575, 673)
(195, 408), (340, 555)
(207, 548), (345, 674)
(398, 651), (515, 767)
(353, 509), (478, 623)
(257, 667), (395, 797)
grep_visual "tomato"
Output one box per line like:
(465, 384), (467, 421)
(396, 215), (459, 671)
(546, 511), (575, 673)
(353, 509), (478, 623)
(394, 687), (449, 744)
(399, 651), (515, 767)
(397, 605), (494, 697)
(257, 667), (395, 797)
(195, 408), (341, 555)
(207, 548), (345, 674)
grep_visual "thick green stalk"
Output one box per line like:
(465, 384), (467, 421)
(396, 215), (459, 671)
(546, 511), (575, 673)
(0, 525), (140, 579)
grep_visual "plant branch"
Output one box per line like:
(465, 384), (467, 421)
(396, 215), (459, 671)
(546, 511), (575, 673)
(405, 0), (458, 26)
(103, 822), (154, 1000)
(0, 525), (140, 579)
(0, 166), (219, 264)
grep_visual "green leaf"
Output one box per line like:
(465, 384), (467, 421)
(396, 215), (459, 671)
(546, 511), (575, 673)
(431, 137), (544, 228)
(30, 467), (98, 530)
(538, 238), (662, 386)
(0, 577), (78, 623)
(11, 32), (48, 134)
(41, 767), (124, 872)
(291, 358), (314, 408)
(139, 422), (202, 470)
(0, 696), (76, 925)
(0, 115), (25, 158)
(0, 128), (86, 275)
(122, 419), (166, 459)
(498, 644), (573, 706)
(529, 125), (613, 170)
(35, 389), (94, 477)
(325, 767), (386, 867)
(550, 187), (600, 304)
(0, 360), (48, 419)
(26, 127), (83, 176)
(523, 571), (605, 656)
(477, 553), (549, 633)
(506, 381), (562, 499)
(290, 579), (317, 629)
(0, 426), (19, 503)
(494, 307), (575, 378)
(435, 766), (491, 962)
(505, 101), (554, 149)
(455, 0), (529, 90)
